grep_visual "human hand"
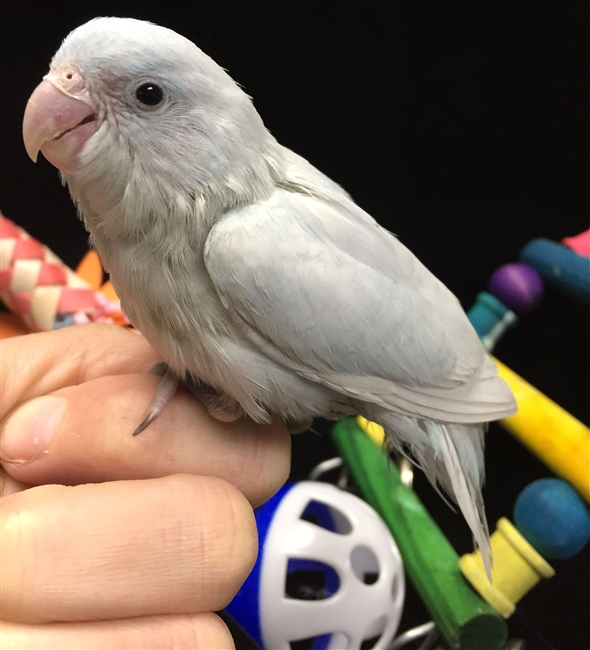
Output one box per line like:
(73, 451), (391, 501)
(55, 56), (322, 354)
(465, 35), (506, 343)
(1, 324), (291, 649)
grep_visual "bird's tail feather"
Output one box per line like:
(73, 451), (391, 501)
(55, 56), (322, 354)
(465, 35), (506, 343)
(372, 411), (492, 577)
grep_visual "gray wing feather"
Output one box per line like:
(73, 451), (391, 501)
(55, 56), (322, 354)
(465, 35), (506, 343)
(204, 188), (514, 422)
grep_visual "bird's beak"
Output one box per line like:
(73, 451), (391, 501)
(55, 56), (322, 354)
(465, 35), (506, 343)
(23, 70), (98, 174)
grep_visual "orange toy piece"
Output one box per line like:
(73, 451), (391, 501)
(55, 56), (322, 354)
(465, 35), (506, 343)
(75, 249), (105, 288)
(75, 251), (128, 326)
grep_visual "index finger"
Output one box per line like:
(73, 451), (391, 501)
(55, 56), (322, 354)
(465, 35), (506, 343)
(1, 323), (291, 506)
(1, 324), (160, 418)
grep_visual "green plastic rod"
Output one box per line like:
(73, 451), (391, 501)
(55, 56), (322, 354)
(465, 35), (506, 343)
(331, 418), (507, 650)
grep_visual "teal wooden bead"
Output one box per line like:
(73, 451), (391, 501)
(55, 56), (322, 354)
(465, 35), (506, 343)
(467, 291), (518, 352)
(514, 479), (590, 559)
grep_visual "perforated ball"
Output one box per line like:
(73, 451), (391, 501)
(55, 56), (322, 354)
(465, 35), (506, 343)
(487, 263), (544, 313)
(514, 478), (590, 559)
(227, 482), (405, 649)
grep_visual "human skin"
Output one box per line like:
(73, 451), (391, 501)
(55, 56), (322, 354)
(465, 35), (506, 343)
(0, 324), (291, 649)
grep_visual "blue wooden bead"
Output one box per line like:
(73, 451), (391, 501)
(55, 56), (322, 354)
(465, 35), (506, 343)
(520, 238), (590, 304)
(514, 478), (590, 559)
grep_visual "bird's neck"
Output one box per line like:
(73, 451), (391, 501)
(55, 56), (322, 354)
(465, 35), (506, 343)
(65, 134), (283, 269)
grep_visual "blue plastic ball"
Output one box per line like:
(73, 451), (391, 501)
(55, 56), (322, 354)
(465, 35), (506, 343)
(487, 263), (544, 313)
(514, 478), (590, 559)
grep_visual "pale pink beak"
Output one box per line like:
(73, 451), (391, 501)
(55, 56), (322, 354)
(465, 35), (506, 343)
(23, 70), (98, 174)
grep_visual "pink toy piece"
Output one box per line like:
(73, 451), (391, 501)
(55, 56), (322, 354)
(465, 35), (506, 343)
(0, 269), (12, 292)
(13, 238), (45, 259)
(10, 293), (33, 316)
(36, 263), (68, 286)
(57, 288), (102, 313)
(561, 229), (590, 258)
(0, 218), (20, 238)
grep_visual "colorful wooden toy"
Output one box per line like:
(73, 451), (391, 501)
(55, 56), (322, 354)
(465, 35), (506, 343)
(494, 359), (590, 503)
(458, 518), (555, 617)
(460, 478), (589, 617)
(467, 291), (517, 352)
(332, 417), (508, 650)
(561, 228), (590, 257)
(487, 263), (544, 314)
(514, 478), (590, 559)
(519, 238), (590, 303)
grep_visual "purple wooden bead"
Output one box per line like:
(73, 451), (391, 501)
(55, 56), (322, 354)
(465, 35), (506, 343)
(487, 263), (544, 313)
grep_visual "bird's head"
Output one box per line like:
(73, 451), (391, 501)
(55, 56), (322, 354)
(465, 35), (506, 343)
(23, 17), (277, 240)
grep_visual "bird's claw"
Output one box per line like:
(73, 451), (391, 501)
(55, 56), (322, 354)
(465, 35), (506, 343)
(133, 365), (180, 436)
(133, 410), (160, 436)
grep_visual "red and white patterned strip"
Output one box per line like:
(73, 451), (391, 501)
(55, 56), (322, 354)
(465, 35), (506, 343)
(0, 214), (123, 331)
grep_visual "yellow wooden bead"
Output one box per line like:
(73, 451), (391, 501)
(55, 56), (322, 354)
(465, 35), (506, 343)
(459, 518), (555, 617)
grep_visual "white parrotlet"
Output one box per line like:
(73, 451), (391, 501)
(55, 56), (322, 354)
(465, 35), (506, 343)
(23, 17), (516, 570)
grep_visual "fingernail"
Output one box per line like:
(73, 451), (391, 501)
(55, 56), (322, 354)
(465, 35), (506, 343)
(1, 396), (66, 463)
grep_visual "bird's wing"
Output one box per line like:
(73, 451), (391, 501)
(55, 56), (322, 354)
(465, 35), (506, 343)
(205, 188), (514, 423)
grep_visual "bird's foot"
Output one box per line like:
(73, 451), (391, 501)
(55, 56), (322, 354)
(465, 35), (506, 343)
(133, 364), (180, 435)
(183, 374), (245, 422)
(133, 365), (244, 435)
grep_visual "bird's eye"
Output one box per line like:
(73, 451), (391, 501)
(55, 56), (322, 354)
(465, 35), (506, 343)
(135, 83), (164, 106)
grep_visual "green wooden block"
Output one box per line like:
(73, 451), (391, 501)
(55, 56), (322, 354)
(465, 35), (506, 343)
(331, 418), (507, 650)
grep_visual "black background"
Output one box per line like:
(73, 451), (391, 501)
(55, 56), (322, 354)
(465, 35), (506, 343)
(1, 2), (588, 648)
